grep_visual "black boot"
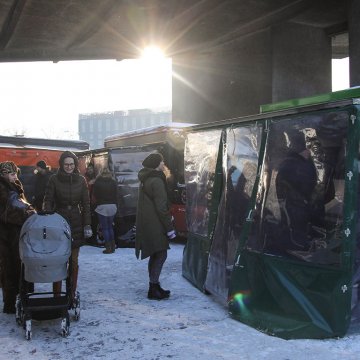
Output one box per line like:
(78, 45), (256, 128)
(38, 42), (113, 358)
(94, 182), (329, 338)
(148, 283), (169, 300)
(110, 240), (116, 253)
(103, 242), (114, 254)
(156, 283), (170, 297)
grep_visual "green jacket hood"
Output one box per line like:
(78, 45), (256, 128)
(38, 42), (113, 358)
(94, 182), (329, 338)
(138, 167), (166, 184)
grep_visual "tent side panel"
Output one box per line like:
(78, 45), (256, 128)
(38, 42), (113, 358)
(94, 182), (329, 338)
(228, 106), (357, 339)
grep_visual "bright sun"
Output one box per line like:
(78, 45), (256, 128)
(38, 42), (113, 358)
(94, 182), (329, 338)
(141, 46), (166, 63)
(139, 46), (170, 79)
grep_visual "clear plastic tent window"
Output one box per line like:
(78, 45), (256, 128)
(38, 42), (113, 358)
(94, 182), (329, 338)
(183, 100), (360, 339)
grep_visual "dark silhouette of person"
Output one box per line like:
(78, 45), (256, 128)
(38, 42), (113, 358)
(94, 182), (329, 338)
(32, 160), (52, 211)
(275, 131), (317, 252)
(84, 163), (98, 244)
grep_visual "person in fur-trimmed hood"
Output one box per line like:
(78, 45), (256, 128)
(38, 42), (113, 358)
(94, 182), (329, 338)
(0, 161), (36, 313)
(43, 151), (92, 303)
(136, 153), (176, 300)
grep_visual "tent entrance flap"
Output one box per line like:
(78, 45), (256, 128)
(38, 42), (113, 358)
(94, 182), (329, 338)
(182, 130), (221, 290)
(204, 124), (263, 303)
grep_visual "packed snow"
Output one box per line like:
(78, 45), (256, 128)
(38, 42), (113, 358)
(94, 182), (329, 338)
(1, 243), (360, 360)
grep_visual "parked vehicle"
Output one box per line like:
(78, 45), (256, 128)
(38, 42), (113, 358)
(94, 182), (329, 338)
(0, 135), (89, 202)
(77, 123), (192, 245)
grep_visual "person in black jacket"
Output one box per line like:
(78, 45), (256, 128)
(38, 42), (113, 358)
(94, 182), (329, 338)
(276, 131), (317, 253)
(32, 160), (52, 211)
(0, 161), (36, 313)
(93, 167), (118, 254)
(43, 151), (92, 302)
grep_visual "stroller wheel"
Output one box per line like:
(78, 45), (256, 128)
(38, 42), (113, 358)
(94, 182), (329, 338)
(74, 308), (80, 321)
(61, 328), (69, 337)
(73, 291), (81, 321)
(25, 320), (32, 340)
(15, 295), (24, 326)
(60, 317), (70, 337)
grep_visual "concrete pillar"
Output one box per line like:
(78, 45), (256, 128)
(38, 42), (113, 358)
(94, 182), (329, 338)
(272, 22), (332, 102)
(348, 0), (360, 87)
(172, 32), (272, 125)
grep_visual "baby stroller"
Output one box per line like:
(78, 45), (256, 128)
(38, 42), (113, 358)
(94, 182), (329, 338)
(15, 212), (79, 340)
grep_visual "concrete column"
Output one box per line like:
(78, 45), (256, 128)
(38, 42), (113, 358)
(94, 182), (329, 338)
(348, 0), (360, 87)
(272, 22), (332, 102)
(172, 32), (272, 125)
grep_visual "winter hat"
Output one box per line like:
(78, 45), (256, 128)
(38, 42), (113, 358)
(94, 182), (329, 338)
(59, 151), (79, 169)
(0, 161), (19, 176)
(286, 131), (307, 154)
(142, 153), (163, 169)
(36, 160), (47, 169)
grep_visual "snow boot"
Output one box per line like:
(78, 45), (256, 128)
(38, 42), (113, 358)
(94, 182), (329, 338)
(110, 239), (116, 253)
(148, 282), (169, 300)
(103, 241), (114, 254)
(156, 283), (170, 297)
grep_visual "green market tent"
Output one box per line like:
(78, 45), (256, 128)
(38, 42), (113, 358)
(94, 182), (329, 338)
(182, 87), (360, 339)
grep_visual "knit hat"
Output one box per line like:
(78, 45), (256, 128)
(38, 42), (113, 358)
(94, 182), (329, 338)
(0, 161), (19, 176)
(36, 160), (47, 169)
(142, 153), (164, 169)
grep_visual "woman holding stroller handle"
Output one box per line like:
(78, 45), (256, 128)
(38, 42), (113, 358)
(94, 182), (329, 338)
(136, 153), (176, 300)
(93, 167), (118, 254)
(0, 161), (36, 313)
(43, 151), (92, 301)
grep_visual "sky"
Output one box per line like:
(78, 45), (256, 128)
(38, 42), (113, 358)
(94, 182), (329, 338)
(332, 57), (350, 91)
(0, 57), (172, 139)
(1, 243), (360, 359)
(0, 57), (349, 140)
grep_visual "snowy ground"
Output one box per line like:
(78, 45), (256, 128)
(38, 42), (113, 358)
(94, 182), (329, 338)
(1, 243), (360, 360)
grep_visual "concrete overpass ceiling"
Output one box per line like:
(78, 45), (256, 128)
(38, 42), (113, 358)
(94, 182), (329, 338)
(0, 0), (350, 62)
(290, 0), (347, 30)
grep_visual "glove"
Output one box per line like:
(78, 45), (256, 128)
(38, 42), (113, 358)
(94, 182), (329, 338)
(84, 225), (93, 239)
(167, 230), (176, 240)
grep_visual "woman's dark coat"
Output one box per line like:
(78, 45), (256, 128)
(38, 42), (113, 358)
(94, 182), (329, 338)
(93, 176), (118, 205)
(43, 167), (91, 248)
(275, 151), (317, 251)
(0, 176), (35, 309)
(135, 168), (173, 260)
(33, 169), (52, 211)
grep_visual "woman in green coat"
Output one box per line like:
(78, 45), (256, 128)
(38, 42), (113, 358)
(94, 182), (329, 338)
(136, 153), (176, 300)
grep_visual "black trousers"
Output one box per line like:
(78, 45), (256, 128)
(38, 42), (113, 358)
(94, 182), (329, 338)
(0, 230), (21, 309)
(148, 250), (167, 284)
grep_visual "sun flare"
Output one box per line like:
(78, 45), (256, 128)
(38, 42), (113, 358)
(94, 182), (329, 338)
(141, 46), (166, 63)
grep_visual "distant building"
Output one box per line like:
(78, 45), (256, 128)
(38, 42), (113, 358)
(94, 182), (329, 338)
(78, 109), (172, 149)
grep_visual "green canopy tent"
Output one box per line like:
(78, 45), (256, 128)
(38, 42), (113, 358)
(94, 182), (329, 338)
(182, 87), (360, 339)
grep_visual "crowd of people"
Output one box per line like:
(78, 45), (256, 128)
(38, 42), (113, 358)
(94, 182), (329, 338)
(0, 150), (176, 314)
